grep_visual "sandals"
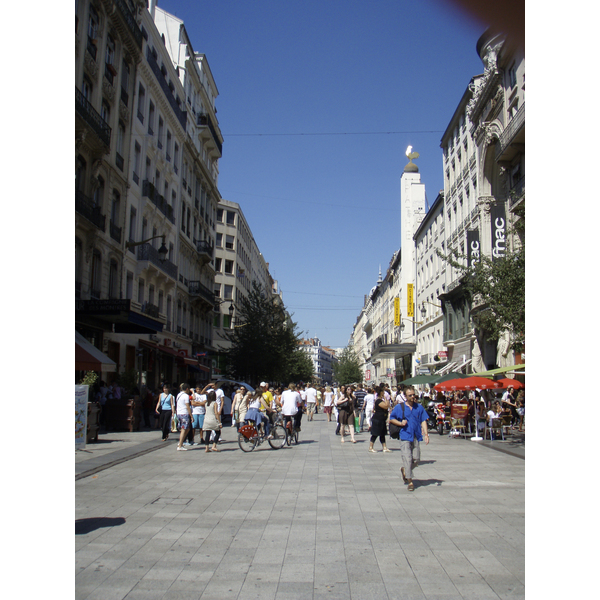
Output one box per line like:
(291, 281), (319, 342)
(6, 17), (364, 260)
(401, 467), (408, 483)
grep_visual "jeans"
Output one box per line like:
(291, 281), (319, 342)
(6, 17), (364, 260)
(400, 438), (421, 480)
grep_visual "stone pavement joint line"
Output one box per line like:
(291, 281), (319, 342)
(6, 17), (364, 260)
(76, 418), (524, 600)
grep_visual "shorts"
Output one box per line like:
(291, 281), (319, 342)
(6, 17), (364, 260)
(324, 406), (332, 414)
(192, 414), (205, 429)
(177, 414), (191, 430)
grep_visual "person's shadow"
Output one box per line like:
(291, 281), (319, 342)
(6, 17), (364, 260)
(75, 517), (126, 535)
(413, 478), (444, 489)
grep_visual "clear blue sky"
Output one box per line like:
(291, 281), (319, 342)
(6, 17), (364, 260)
(157, 0), (487, 347)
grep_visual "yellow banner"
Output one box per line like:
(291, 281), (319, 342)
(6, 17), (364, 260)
(407, 284), (414, 317)
(394, 297), (400, 327)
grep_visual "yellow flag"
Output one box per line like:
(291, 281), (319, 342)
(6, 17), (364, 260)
(394, 297), (400, 327)
(407, 284), (414, 317)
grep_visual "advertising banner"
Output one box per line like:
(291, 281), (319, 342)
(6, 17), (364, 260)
(490, 203), (507, 261)
(394, 297), (400, 327)
(407, 284), (414, 317)
(75, 385), (89, 450)
(466, 229), (480, 268)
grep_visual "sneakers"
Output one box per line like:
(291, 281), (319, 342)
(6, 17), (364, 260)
(177, 446), (187, 451)
(383, 447), (392, 453)
(368, 447), (377, 453)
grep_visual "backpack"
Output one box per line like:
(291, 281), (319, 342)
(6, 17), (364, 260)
(389, 403), (405, 439)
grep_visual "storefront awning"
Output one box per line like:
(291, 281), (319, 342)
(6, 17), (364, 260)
(436, 361), (457, 376)
(76, 331), (116, 372)
(471, 364), (525, 377)
(76, 299), (164, 334)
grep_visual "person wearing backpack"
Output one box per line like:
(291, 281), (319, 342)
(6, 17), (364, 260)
(389, 385), (429, 491)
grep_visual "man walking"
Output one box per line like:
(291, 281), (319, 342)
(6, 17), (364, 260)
(389, 385), (429, 491)
(305, 383), (318, 421)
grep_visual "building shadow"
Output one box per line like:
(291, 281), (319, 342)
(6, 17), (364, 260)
(75, 517), (126, 535)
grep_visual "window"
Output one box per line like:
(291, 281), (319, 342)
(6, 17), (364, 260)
(101, 101), (110, 125)
(76, 155), (86, 193)
(224, 260), (234, 274)
(216, 233), (222, 247)
(509, 64), (517, 88)
(126, 271), (133, 299)
(214, 283), (221, 298)
(137, 84), (145, 123)
(82, 76), (93, 102)
(108, 259), (119, 299)
(111, 190), (120, 225)
(214, 258), (222, 272)
(104, 34), (116, 84)
(138, 278), (145, 304)
(148, 284), (155, 306)
(116, 122), (125, 170)
(90, 250), (102, 298)
(148, 101), (155, 135)
(225, 235), (234, 250)
(223, 314), (232, 329)
(133, 142), (141, 184)
(128, 207), (137, 243)
(120, 61), (130, 105)
(87, 5), (99, 59)
(224, 285), (233, 300)
(158, 290), (164, 313)
(166, 130), (172, 161)
(217, 208), (224, 222)
(226, 211), (235, 225)
(158, 117), (164, 148)
(173, 143), (179, 173)
(213, 313), (220, 328)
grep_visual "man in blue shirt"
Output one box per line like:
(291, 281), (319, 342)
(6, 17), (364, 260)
(389, 385), (429, 491)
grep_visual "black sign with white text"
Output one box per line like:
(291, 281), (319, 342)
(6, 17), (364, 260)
(467, 229), (480, 268)
(490, 203), (507, 262)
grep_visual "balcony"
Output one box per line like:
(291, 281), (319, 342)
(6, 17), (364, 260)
(114, 0), (143, 49)
(196, 240), (213, 265)
(75, 87), (111, 148)
(141, 302), (160, 319)
(146, 48), (187, 129)
(76, 190), (106, 232)
(136, 243), (178, 280)
(496, 103), (525, 161)
(510, 176), (525, 207)
(197, 113), (223, 156)
(142, 179), (175, 224)
(109, 220), (122, 243)
(189, 280), (216, 309)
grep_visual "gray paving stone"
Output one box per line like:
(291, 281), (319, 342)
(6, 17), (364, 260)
(76, 416), (524, 600)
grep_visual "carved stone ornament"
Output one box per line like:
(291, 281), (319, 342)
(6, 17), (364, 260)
(84, 51), (99, 80)
(477, 195), (495, 213)
(119, 99), (130, 123)
(102, 78), (115, 103)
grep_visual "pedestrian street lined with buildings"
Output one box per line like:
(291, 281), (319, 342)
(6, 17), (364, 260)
(76, 416), (524, 600)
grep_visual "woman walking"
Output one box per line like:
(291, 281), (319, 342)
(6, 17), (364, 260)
(202, 390), (222, 452)
(323, 386), (334, 422)
(232, 386), (250, 430)
(156, 384), (175, 441)
(369, 385), (391, 452)
(336, 386), (356, 443)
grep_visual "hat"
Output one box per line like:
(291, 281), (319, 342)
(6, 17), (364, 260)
(260, 382), (267, 387)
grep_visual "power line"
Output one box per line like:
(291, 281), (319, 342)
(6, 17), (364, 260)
(224, 130), (444, 137)
(284, 291), (363, 298)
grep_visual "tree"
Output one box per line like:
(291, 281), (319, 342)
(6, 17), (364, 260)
(333, 346), (363, 385)
(285, 348), (315, 384)
(436, 245), (525, 353)
(224, 281), (304, 384)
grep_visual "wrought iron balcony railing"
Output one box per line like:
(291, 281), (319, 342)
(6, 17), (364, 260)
(136, 243), (178, 280)
(76, 189), (106, 231)
(75, 87), (111, 147)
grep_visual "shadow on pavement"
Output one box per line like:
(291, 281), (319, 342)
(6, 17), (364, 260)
(414, 478), (444, 489)
(75, 517), (126, 535)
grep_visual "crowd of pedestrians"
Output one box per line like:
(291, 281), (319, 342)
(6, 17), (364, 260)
(92, 376), (523, 492)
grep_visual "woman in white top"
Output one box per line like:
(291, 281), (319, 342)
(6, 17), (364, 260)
(232, 387), (250, 430)
(323, 386), (334, 422)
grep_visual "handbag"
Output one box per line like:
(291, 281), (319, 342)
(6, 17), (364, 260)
(389, 403), (405, 439)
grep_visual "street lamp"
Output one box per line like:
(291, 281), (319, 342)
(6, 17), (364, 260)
(228, 302), (235, 328)
(421, 300), (442, 319)
(125, 235), (168, 262)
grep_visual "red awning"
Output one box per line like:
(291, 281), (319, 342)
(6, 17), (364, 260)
(75, 332), (116, 372)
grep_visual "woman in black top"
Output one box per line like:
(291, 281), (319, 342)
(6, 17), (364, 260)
(369, 385), (391, 453)
(336, 386), (356, 443)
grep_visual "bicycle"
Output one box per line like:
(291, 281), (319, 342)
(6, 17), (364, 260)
(281, 414), (300, 446)
(237, 414), (286, 452)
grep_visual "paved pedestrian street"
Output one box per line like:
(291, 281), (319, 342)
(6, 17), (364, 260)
(75, 416), (524, 600)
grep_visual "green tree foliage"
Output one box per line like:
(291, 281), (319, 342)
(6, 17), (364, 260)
(285, 347), (315, 383)
(333, 346), (363, 385)
(224, 281), (306, 384)
(437, 245), (525, 353)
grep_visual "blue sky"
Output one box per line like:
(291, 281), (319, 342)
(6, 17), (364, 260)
(157, 0), (487, 347)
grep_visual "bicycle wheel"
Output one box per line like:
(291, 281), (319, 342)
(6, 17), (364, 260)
(268, 424), (286, 449)
(238, 431), (258, 452)
(285, 422), (293, 446)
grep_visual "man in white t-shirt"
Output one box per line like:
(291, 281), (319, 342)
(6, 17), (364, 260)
(281, 383), (302, 432)
(305, 384), (317, 421)
(175, 383), (193, 451)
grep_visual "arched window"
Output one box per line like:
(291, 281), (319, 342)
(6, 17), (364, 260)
(90, 249), (102, 299)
